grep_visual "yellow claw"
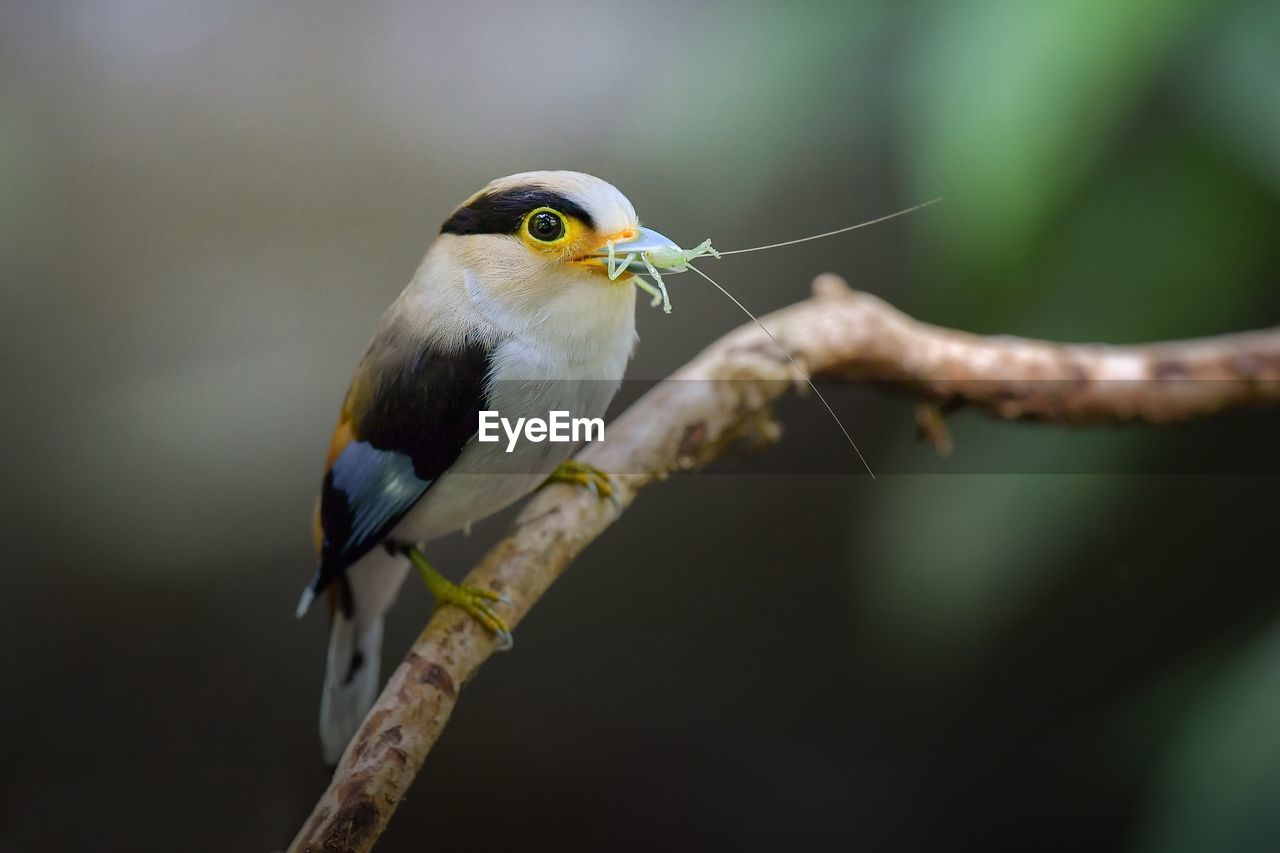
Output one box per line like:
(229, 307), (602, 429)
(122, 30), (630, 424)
(405, 546), (513, 650)
(545, 459), (620, 507)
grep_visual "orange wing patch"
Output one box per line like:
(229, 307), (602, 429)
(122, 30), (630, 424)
(314, 372), (376, 555)
(311, 496), (324, 555)
(325, 419), (356, 471)
(323, 372), (376, 471)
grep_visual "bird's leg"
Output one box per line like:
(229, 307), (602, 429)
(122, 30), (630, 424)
(545, 459), (620, 507)
(397, 544), (513, 650)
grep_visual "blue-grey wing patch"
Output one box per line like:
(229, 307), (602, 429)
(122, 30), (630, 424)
(326, 441), (431, 556)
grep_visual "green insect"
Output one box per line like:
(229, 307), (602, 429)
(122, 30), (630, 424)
(586, 197), (943, 478)
(597, 197), (939, 316)
(604, 236), (721, 314)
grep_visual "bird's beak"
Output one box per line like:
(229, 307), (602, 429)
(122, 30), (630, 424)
(582, 226), (686, 276)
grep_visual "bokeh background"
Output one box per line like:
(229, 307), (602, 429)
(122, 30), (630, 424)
(3, 1), (1279, 851)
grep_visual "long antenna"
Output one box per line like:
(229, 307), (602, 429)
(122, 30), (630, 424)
(716, 198), (942, 256)
(686, 264), (876, 479)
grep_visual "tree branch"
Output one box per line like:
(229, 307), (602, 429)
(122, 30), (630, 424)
(289, 275), (1280, 852)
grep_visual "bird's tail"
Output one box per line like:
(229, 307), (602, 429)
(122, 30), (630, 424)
(320, 605), (384, 766)
(310, 549), (410, 766)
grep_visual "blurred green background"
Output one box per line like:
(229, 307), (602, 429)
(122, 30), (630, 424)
(2, 1), (1278, 851)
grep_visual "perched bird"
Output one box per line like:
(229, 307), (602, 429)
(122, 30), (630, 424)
(296, 171), (688, 764)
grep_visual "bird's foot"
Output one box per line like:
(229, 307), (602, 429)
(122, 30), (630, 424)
(545, 459), (620, 507)
(404, 546), (513, 650)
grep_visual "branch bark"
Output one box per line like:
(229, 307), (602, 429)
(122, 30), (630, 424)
(289, 275), (1280, 852)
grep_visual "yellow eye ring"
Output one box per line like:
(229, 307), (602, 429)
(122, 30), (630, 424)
(524, 207), (567, 244)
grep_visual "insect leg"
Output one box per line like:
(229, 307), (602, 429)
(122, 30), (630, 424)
(609, 252), (636, 282)
(688, 238), (720, 261)
(632, 275), (664, 307)
(641, 253), (672, 314)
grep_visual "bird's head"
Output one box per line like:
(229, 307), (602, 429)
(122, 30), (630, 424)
(436, 171), (681, 320)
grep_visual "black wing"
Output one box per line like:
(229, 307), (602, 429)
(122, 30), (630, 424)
(308, 336), (492, 598)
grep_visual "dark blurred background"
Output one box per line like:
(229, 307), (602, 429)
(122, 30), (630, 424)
(2, 1), (1279, 851)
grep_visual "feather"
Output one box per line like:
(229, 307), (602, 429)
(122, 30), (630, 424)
(305, 332), (493, 597)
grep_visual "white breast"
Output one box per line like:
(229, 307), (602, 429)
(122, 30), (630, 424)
(390, 258), (637, 544)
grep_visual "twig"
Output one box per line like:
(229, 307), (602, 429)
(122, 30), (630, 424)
(289, 275), (1280, 852)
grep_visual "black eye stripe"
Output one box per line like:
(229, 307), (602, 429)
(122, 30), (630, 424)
(440, 188), (595, 235)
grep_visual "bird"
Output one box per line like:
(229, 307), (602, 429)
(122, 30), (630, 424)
(295, 171), (689, 764)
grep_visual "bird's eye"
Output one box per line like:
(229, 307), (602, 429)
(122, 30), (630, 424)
(526, 209), (566, 243)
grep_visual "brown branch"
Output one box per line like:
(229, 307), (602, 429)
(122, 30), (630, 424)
(289, 275), (1280, 852)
